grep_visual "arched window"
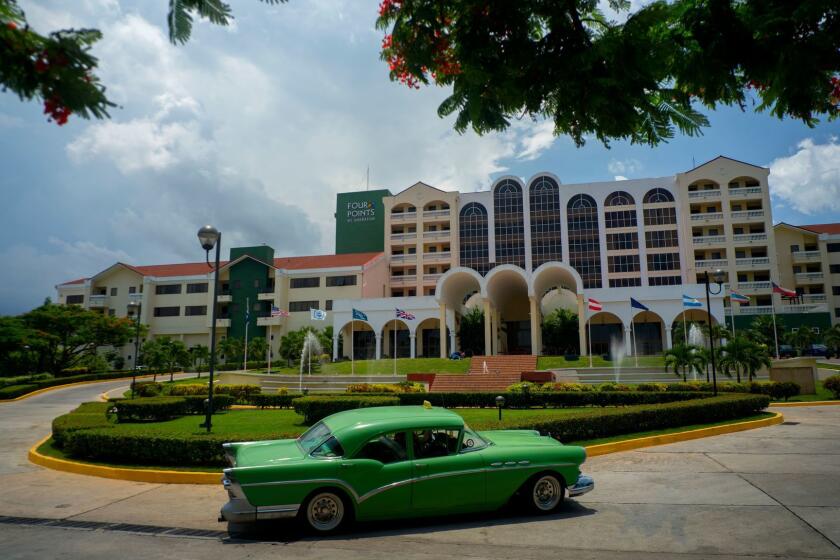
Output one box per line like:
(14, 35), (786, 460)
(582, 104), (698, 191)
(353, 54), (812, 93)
(567, 194), (601, 289)
(529, 176), (562, 268)
(493, 179), (525, 268)
(459, 203), (490, 275)
(643, 188), (675, 203)
(605, 191), (635, 207)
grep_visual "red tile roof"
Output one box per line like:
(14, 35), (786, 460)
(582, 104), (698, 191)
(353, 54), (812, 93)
(799, 223), (840, 235)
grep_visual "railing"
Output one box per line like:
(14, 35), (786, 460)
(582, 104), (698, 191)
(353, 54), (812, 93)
(390, 253), (416, 262)
(390, 275), (417, 285)
(691, 212), (724, 222)
(729, 305), (773, 316)
(735, 257), (770, 267)
(730, 209), (765, 220)
(390, 232), (417, 242)
(795, 272), (824, 283)
(257, 291), (276, 301)
(801, 294), (827, 303)
(126, 293), (143, 303)
(737, 281), (771, 291)
(88, 294), (108, 307)
(423, 209), (450, 219)
(692, 235), (726, 244)
(391, 212), (417, 221)
(423, 251), (451, 261)
(729, 186), (762, 197)
(727, 303), (827, 316)
(695, 259), (728, 269)
(783, 303), (827, 313)
(733, 233), (767, 243)
(422, 274), (442, 283)
(423, 230), (451, 239)
(688, 190), (721, 199)
(791, 250), (822, 262)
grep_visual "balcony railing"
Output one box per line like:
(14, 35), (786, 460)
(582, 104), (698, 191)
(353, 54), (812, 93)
(736, 281), (771, 291)
(735, 257), (770, 267)
(728, 186), (762, 197)
(423, 274), (442, 283)
(730, 209), (765, 220)
(423, 209), (450, 219)
(688, 190), (721, 199)
(695, 259), (728, 269)
(733, 233), (767, 243)
(795, 271), (824, 283)
(691, 212), (724, 222)
(423, 230), (452, 239)
(726, 303), (827, 316)
(391, 253), (417, 263)
(801, 294), (827, 303)
(791, 250), (822, 262)
(692, 235), (726, 244)
(390, 232), (417, 242)
(257, 291), (276, 301)
(390, 275), (417, 286)
(390, 212), (417, 222)
(423, 251), (452, 262)
(88, 294), (109, 307)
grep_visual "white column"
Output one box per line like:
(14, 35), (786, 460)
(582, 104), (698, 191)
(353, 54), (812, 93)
(375, 334), (382, 360)
(665, 325), (673, 350)
(624, 326), (632, 355)
(332, 335), (339, 361)
(409, 334), (416, 358)
(439, 303), (447, 358)
(529, 296), (540, 356)
(483, 298), (492, 356)
(577, 294), (587, 356)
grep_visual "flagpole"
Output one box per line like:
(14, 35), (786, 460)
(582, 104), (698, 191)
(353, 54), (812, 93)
(771, 296), (780, 359)
(632, 316), (639, 368)
(682, 314), (687, 346)
(351, 318), (355, 375)
(267, 323), (272, 374)
(243, 297), (249, 371)
(393, 317), (397, 377)
(587, 312), (593, 369)
(730, 300), (737, 339)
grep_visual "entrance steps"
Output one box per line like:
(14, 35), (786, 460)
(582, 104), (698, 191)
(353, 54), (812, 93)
(430, 372), (523, 393)
(469, 355), (538, 375)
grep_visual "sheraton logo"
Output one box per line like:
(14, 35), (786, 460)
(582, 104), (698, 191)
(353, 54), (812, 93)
(346, 200), (376, 222)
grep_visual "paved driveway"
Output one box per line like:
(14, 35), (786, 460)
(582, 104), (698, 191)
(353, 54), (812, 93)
(0, 381), (838, 559)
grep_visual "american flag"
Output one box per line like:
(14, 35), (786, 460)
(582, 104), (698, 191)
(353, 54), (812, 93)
(271, 306), (289, 318)
(396, 308), (415, 320)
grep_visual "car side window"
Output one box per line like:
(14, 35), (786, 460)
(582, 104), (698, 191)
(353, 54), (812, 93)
(354, 432), (408, 464)
(311, 436), (344, 458)
(412, 429), (460, 459)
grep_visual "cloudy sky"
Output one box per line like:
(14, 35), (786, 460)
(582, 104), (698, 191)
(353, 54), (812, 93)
(1, 0), (839, 314)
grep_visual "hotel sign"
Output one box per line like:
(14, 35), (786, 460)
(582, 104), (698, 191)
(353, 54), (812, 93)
(335, 189), (391, 254)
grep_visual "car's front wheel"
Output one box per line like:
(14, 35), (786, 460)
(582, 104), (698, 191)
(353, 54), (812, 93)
(527, 473), (565, 514)
(302, 490), (347, 533)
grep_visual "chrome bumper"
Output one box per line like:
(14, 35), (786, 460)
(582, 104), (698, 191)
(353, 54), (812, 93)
(568, 474), (594, 497)
(219, 474), (299, 523)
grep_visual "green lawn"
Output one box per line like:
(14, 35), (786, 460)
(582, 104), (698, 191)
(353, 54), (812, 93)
(817, 362), (840, 371)
(775, 381), (837, 402)
(256, 357), (472, 376)
(536, 355), (665, 369)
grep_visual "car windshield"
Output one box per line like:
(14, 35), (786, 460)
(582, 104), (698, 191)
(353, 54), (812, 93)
(460, 425), (490, 452)
(297, 421), (332, 453)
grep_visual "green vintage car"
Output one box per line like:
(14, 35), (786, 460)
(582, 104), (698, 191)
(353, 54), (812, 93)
(220, 405), (593, 532)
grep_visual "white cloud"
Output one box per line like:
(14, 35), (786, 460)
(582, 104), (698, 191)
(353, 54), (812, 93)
(769, 138), (840, 214)
(614, 175), (628, 181)
(516, 121), (557, 161)
(607, 158), (642, 176)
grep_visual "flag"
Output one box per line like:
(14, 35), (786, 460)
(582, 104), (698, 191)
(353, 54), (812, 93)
(396, 308), (415, 320)
(630, 298), (649, 311)
(352, 308), (368, 321)
(683, 295), (703, 308)
(271, 306), (289, 318)
(310, 308), (327, 321)
(772, 281), (797, 299)
(730, 292), (750, 304)
(588, 298), (602, 312)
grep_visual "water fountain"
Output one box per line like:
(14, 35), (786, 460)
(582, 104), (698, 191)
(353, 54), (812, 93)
(688, 323), (705, 348)
(609, 336), (627, 383)
(299, 331), (323, 392)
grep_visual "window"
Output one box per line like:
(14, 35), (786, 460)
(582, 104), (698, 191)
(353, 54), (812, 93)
(460, 427), (489, 452)
(567, 194), (602, 288)
(326, 275), (357, 287)
(185, 305), (207, 316)
(290, 277), (320, 289)
(608, 255), (640, 273)
(355, 432), (408, 463)
(604, 210), (637, 228)
(609, 277), (642, 287)
(645, 230), (679, 248)
(828, 243), (840, 253)
(529, 176), (562, 268)
(790, 244), (800, 253)
(66, 295), (84, 304)
(412, 429), (460, 459)
(833, 286), (840, 296)
(155, 284), (181, 295)
(647, 253), (681, 271)
(459, 202), (490, 274)
(606, 232), (638, 251)
(648, 275), (682, 286)
(187, 282), (208, 294)
(605, 191), (635, 207)
(830, 265), (840, 274)
(128, 286), (137, 294)
(494, 179), (526, 268)
(297, 422), (332, 453)
(643, 188), (675, 203)
(836, 308), (840, 318)
(311, 437), (344, 458)
(153, 306), (180, 317)
(325, 300), (333, 311)
(108, 309), (116, 317)
(643, 207), (677, 226)
(289, 300), (319, 312)
(110, 287), (118, 296)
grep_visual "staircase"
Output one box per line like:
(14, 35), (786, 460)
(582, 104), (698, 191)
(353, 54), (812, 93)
(468, 355), (538, 375)
(429, 355), (538, 392)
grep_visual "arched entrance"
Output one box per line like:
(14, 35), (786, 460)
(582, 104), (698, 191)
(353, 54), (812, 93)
(670, 309), (721, 346)
(436, 267), (484, 357)
(587, 311), (625, 356)
(485, 265), (530, 354)
(530, 262), (585, 356)
(632, 311), (666, 355)
(337, 320), (375, 360)
(415, 317), (450, 358)
(381, 319), (410, 359)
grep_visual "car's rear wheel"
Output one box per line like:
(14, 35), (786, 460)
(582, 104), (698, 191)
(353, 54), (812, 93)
(302, 491), (346, 533)
(528, 474), (565, 514)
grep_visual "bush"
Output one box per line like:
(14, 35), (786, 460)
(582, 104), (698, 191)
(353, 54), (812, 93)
(277, 387), (289, 396)
(132, 381), (163, 397)
(213, 384), (263, 401)
(0, 371), (152, 400)
(293, 396), (400, 424)
(539, 382), (594, 392)
(0, 384), (39, 399)
(64, 430), (233, 467)
(597, 383), (633, 392)
(635, 383), (667, 392)
(248, 393), (296, 409)
(346, 382), (425, 393)
(392, 390), (710, 409)
(112, 395), (233, 422)
(824, 375), (840, 399)
(0, 373), (53, 388)
(52, 402), (113, 448)
(58, 366), (90, 376)
(563, 353), (579, 362)
(505, 382), (539, 394)
(168, 384), (208, 396)
(768, 381), (801, 402)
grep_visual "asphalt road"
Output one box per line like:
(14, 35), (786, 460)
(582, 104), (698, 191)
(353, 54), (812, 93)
(0, 380), (838, 559)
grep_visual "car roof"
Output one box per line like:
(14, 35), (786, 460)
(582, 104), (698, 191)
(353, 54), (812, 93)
(324, 406), (464, 455)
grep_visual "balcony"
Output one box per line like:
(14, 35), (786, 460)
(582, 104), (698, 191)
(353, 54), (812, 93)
(88, 294), (109, 307)
(735, 257), (770, 268)
(688, 190), (721, 199)
(390, 275), (417, 286)
(730, 209), (765, 220)
(736, 281), (771, 292)
(390, 212), (417, 222)
(212, 318), (231, 328)
(692, 235), (726, 245)
(695, 259), (728, 269)
(423, 273), (442, 284)
(216, 293), (232, 303)
(726, 303), (828, 316)
(390, 232), (417, 243)
(733, 233), (767, 244)
(125, 292), (143, 304)
(390, 253), (417, 263)
(423, 251), (452, 262)
(690, 212), (724, 222)
(257, 291), (276, 301)
(792, 250), (822, 262)
(795, 271), (824, 284)
(729, 186), (762, 197)
(801, 294), (827, 303)
(423, 230), (452, 240)
(423, 209), (450, 219)
(257, 316), (283, 326)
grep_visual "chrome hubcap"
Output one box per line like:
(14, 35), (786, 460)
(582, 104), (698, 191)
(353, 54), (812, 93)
(307, 493), (343, 531)
(533, 476), (561, 511)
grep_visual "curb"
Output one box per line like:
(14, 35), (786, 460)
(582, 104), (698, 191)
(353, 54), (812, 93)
(770, 400), (840, 407)
(28, 412), (784, 485)
(585, 412), (784, 457)
(0, 374), (160, 404)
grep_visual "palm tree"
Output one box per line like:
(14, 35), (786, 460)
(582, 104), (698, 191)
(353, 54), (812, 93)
(748, 315), (784, 348)
(191, 344), (209, 378)
(218, 337), (244, 365)
(786, 327), (815, 356)
(664, 344), (705, 382)
(824, 325), (840, 358)
(248, 337), (268, 365)
(719, 335), (773, 382)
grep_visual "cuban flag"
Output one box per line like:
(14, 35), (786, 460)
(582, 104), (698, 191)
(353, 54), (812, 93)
(730, 292), (750, 304)
(352, 308), (368, 321)
(310, 308), (327, 321)
(271, 306), (289, 318)
(630, 298), (649, 311)
(588, 298), (602, 312)
(396, 308), (415, 320)
(772, 282), (797, 299)
(683, 295), (703, 308)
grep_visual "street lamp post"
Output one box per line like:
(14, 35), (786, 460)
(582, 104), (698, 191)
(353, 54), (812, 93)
(128, 301), (141, 399)
(198, 225), (222, 432)
(495, 395), (505, 422)
(704, 269), (725, 397)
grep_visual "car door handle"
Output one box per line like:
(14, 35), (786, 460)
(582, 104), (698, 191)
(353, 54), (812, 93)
(340, 463), (354, 469)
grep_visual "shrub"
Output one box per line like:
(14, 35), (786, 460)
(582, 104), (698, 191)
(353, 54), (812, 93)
(597, 383), (633, 392)
(0, 373), (53, 388)
(112, 395), (233, 422)
(505, 382), (539, 394)
(183, 394), (234, 414)
(277, 387), (289, 396)
(541, 383), (594, 392)
(768, 381), (801, 402)
(392, 390), (710, 409)
(168, 384), (209, 396)
(52, 402), (113, 448)
(824, 375), (840, 399)
(293, 396), (399, 424)
(346, 383), (424, 394)
(58, 366), (90, 376)
(635, 383), (667, 392)
(563, 353), (579, 362)
(0, 384), (39, 399)
(213, 384), (261, 401)
(132, 381), (163, 397)
(248, 393), (296, 408)
(64, 430), (233, 467)
(665, 382), (704, 392)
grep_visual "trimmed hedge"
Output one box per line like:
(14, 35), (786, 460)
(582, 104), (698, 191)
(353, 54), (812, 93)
(346, 383), (425, 393)
(0, 384), (39, 399)
(823, 375), (840, 399)
(0, 373), (53, 388)
(249, 394), (296, 409)
(390, 391), (712, 409)
(293, 395), (400, 424)
(112, 395), (234, 422)
(0, 371), (149, 400)
(65, 430), (236, 467)
(52, 402), (113, 448)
